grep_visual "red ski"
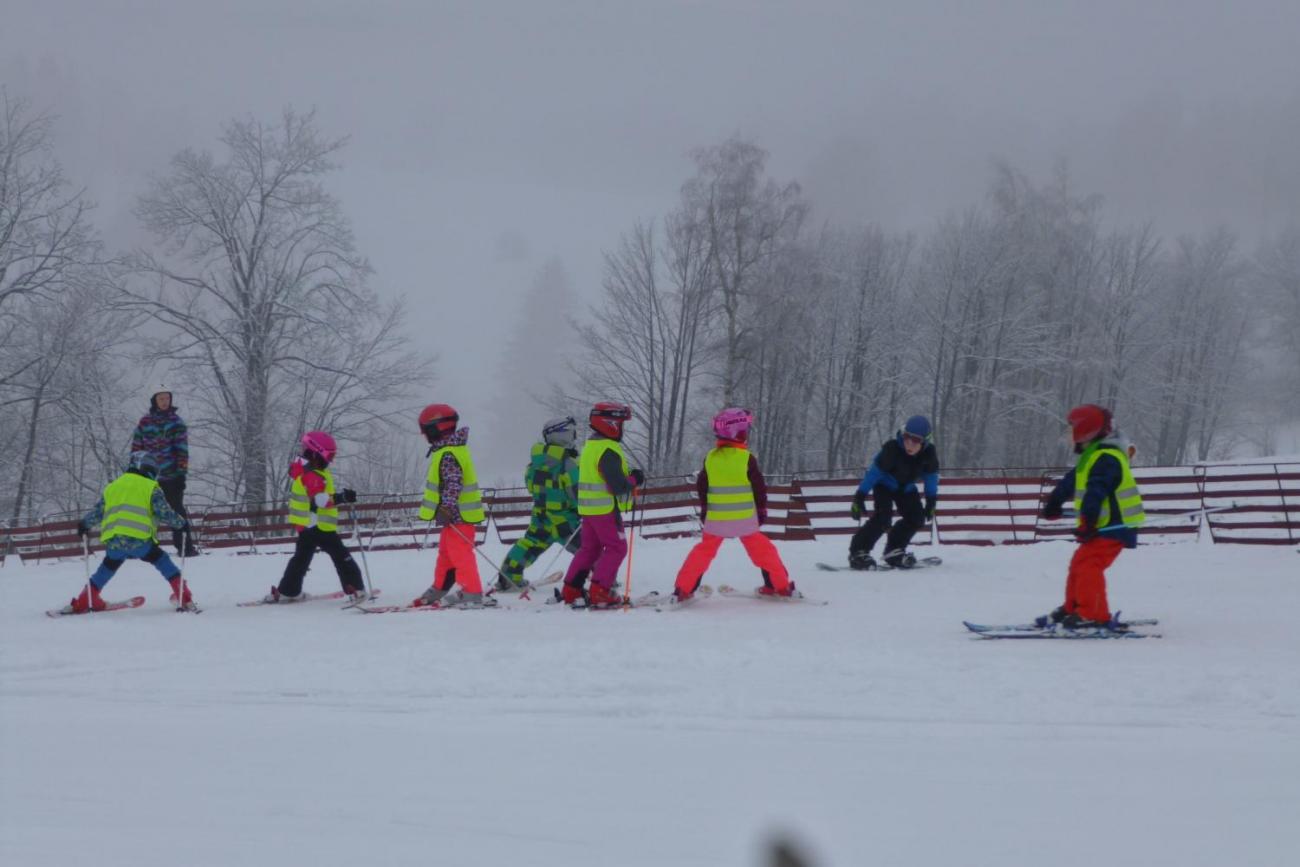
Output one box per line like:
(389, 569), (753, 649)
(46, 596), (147, 618)
(237, 589), (380, 608)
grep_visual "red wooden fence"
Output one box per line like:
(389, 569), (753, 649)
(3, 463), (1296, 564)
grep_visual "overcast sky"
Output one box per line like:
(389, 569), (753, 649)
(5, 0), (1300, 474)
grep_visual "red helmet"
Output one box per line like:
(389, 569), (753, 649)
(589, 401), (632, 439)
(301, 430), (337, 463)
(418, 403), (459, 439)
(1067, 404), (1113, 445)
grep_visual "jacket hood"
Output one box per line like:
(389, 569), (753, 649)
(430, 426), (470, 449)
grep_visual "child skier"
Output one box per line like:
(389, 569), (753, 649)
(62, 453), (195, 613)
(1037, 404), (1145, 629)
(673, 408), (795, 599)
(494, 416), (582, 593)
(848, 415), (940, 569)
(412, 404), (491, 607)
(560, 402), (645, 607)
(261, 431), (365, 603)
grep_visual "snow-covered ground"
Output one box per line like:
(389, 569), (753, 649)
(3, 535), (1298, 867)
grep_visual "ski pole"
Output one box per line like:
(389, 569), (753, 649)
(349, 502), (376, 600)
(447, 522), (508, 579)
(82, 533), (93, 615)
(621, 489), (638, 608)
(176, 522), (188, 611)
(534, 522), (583, 580)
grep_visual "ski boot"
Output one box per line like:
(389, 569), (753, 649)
(757, 580), (799, 598)
(587, 583), (624, 608)
(882, 549), (917, 569)
(848, 550), (877, 571)
(413, 586), (451, 607)
(167, 576), (200, 612)
(1033, 606), (1069, 628)
(261, 586), (301, 604)
(69, 584), (107, 614)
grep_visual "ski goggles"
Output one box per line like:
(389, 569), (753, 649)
(902, 431), (927, 447)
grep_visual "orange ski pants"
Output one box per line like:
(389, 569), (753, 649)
(674, 531), (789, 595)
(1064, 536), (1123, 622)
(434, 523), (483, 594)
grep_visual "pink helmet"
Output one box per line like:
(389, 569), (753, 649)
(300, 430), (337, 463)
(712, 407), (754, 441)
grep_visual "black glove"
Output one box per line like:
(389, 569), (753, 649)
(76, 521), (90, 537)
(628, 469), (646, 487)
(924, 496), (936, 523)
(1074, 518), (1098, 542)
(850, 493), (865, 521)
(177, 475), (187, 492)
(757, 509), (768, 526)
(1042, 502), (1063, 521)
(336, 488), (358, 504)
(178, 519), (190, 532)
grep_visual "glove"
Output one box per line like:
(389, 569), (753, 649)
(757, 509), (768, 526)
(1074, 518), (1098, 542)
(336, 488), (358, 504)
(76, 521), (90, 537)
(924, 496), (936, 523)
(628, 469), (646, 487)
(850, 493), (865, 521)
(1042, 502), (1063, 521)
(176, 475), (187, 492)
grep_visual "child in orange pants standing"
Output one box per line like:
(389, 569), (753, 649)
(413, 403), (490, 607)
(673, 408), (795, 600)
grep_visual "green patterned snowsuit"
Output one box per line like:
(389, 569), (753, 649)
(499, 442), (580, 587)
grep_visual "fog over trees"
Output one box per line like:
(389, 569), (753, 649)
(3, 0), (1300, 521)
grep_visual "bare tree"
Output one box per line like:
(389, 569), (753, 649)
(125, 108), (430, 505)
(683, 136), (807, 405)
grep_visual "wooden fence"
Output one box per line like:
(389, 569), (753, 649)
(3, 463), (1296, 564)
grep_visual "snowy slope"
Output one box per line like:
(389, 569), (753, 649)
(2, 536), (1298, 867)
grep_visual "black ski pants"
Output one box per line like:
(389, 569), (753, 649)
(157, 477), (195, 554)
(277, 526), (364, 597)
(849, 485), (925, 556)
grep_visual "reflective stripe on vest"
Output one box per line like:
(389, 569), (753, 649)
(419, 445), (486, 524)
(578, 439), (629, 516)
(704, 446), (756, 521)
(1074, 444), (1145, 531)
(101, 473), (159, 542)
(288, 467), (338, 532)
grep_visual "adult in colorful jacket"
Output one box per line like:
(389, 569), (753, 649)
(413, 404), (490, 607)
(260, 431), (364, 603)
(560, 402), (645, 608)
(61, 453), (195, 613)
(1038, 404), (1144, 629)
(131, 389), (198, 557)
(673, 408), (795, 600)
(848, 415), (940, 570)
(495, 416), (582, 593)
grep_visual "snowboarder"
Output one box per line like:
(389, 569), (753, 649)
(673, 408), (795, 599)
(62, 452), (195, 613)
(261, 431), (364, 603)
(131, 388), (199, 556)
(494, 416), (582, 592)
(412, 404), (490, 607)
(560, 402), (645, 607)
(848, 415), (940, 569)
(1037, 404), (1145, 629)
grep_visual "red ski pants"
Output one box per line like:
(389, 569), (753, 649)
(1064, 536), (1123, 622)
(433, 523), (483, 594)
(674, 531), (789, 595)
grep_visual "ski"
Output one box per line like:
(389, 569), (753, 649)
(354, 589), (498, 613)
(716, 583), (829, 606)
(964, 617), (1158, 634)
(46, 596), (146, 618)
(816, 556), (942, 573)
(489, 570), (563, 600)
(238, 589), (381, 608)
(972, 625), (1161, 640)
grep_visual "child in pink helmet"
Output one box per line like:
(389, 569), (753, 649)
(673, 408), (795, 599)
(262, 431), (365, 603)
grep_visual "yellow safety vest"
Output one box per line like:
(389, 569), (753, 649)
(1074, 444), (1145, 530)
(101, 472), (160, 543)
(577, 439), (631, 516)
(419, 445), (485, 524)
(704, 446), (756, 522)
(288, 467), (338, 532)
